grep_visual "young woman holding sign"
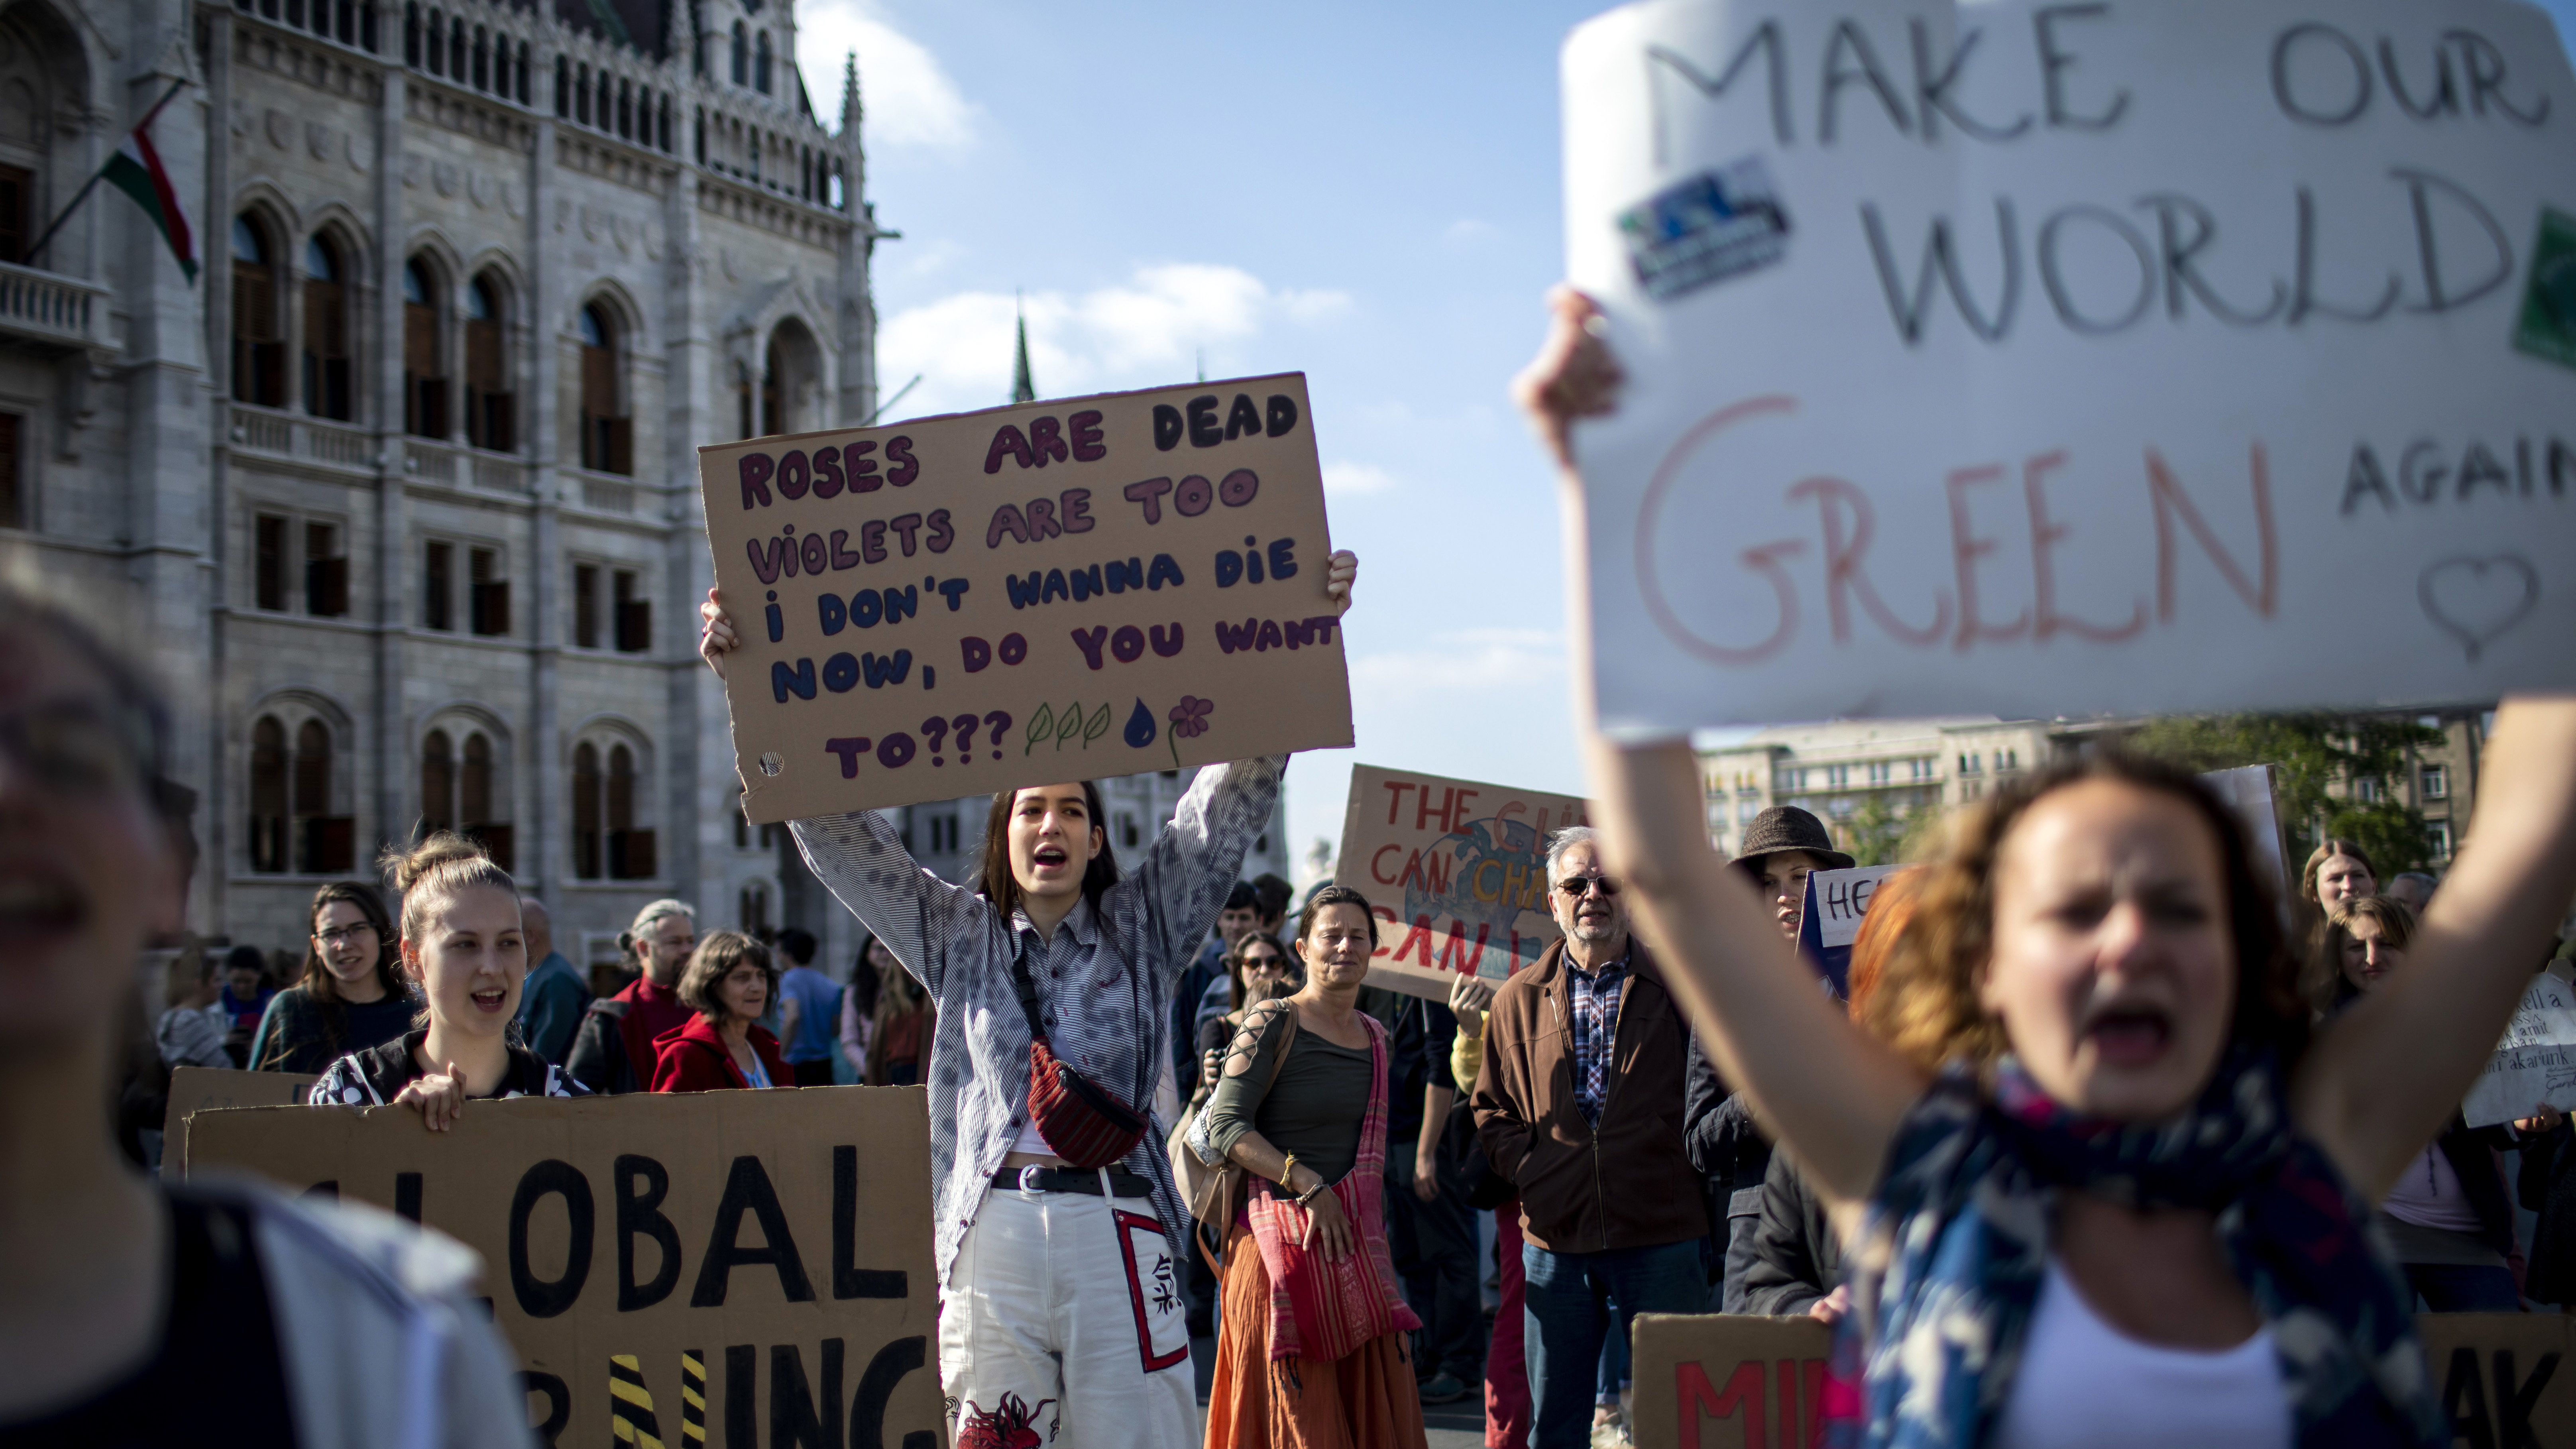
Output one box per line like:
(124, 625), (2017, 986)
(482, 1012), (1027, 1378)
(307, 833), (585, 1117)
(1516, 287), (2576, 1449)
(698, 547), (1357, 1449)
(0, 590), (532, 1446)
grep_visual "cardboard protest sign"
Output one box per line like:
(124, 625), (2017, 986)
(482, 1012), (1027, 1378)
(1630, 1311), (2574, 1448)
(1630, 1313), (1831, 1449)
(1794, 864), (1903, 997)
(700, 375), (1352, 820)
(1560, 0), (2576, 733)
(188, 1087), (941, 1449)
(1332, 765), (1592, 999)
(2464, 972), (2576, 1127)
(160, 1066), (315, 1174)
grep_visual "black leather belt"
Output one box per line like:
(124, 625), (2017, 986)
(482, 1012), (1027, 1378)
(994, 1165), (1154, 1198)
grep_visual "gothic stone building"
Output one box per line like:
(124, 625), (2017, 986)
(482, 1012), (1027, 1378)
(1, 0), (898, 971)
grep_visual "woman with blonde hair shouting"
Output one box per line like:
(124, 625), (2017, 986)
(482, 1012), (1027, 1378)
(1517, 287), (2576, 1449)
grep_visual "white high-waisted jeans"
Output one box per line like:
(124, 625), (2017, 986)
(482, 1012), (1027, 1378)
(941, 1182), (1197, 1449)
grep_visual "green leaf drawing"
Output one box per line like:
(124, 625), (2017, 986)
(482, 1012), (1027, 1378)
(1054, 701), (1083, 749)
(1022, 703), (1054, 756)
(1082, 702), (1112, 745)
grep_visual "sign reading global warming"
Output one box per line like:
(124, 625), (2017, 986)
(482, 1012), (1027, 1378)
(701, 376), (1353, 820)
(1334, 765), (1592, 999)
(1560, 0), (2576, 732)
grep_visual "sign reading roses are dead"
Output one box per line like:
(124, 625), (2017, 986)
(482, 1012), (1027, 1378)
(187, 1087), (942, 1449)
(1334, 765), (1592, 999)
(1560, 0), (2576, 733)
(700, 376), (1353, 820)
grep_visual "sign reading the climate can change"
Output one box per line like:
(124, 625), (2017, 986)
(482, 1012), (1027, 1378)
(701, 376), (1353, 820)
(1560, 0), (2576, 732)
(1333, 765), (1592, 999)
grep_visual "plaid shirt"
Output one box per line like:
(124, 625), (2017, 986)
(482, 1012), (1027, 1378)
(1565, 954), (1628, 1126)
(789, 758), (1281, 1287)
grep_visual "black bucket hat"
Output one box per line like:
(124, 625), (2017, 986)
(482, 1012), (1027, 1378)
(1731, 805), (1855, 873)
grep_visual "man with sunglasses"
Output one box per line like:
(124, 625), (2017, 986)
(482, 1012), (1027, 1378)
(1471, 826), (1709, 1449)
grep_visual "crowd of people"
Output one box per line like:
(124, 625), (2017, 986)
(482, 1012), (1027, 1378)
(11, 288), (2576, 1449)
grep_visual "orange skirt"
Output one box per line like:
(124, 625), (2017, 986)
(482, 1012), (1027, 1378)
(1204, 1220), (1429, 1449)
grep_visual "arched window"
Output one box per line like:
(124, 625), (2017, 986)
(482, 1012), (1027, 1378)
(423, 8), (443, 74)
(572, 741), (602, 879)
(403, 258), (446, 438)
(230, 216), (285, 406)
(249, 715), (288, 871)
(761, 333), (784, 436)
(464, 273), (511, 451)
(739, 882), (770, 934)
(690, 0), (706, 76)
(578, 303), (629, 474)
(554, 54), (570, 116)
(606, 743), (652, 878)
(616, 79), (633, 140)
(515, 41), (531, 104)
(754, 29), (771, 93)
(596, 69), (613, 128)
(470, 26), (488, 90)
(301, 234), (352, 419)
(574, 62), (591, 124)
(420, 728), (455, 832)
(729, 21), (745, 85)
(450, 18), (467, 80)
(657, 95), (673, 151)
(460, 732), (493, 826)
(291, 718), (352, 872)
(403, 0), (420, 66)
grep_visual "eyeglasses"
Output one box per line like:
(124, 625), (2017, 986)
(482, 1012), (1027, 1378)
(0, 702), (152, 800)
(1241, 955), (1289, 973)
(314, 924), (377, 946)
(1555, 874), (1620, 898)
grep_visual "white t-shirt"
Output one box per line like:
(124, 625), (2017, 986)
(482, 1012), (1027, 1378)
(1994, 1260), (2289, 1449)
(2383, 1142), (2485, 1236)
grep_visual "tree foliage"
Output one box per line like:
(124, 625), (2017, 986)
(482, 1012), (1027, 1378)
(2123, 713), (2445, 874)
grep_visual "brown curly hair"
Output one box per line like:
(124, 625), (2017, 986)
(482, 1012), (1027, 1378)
(1857, 751), (2307, 1075)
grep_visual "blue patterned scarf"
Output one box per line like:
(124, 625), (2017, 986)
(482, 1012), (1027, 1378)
(1830, 1050), (2442, 1449)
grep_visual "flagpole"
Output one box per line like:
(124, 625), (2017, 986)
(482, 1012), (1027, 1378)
(25, 75), (188, 268)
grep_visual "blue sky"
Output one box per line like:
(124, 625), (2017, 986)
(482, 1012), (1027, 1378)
(793, 0), (2576, 871)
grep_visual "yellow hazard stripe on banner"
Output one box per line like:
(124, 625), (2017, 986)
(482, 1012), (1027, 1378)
(608, 1353), (666, 1449)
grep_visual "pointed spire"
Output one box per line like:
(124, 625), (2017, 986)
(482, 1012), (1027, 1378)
(840, 49), (861, 134)
(1010, 293), (1036, 404)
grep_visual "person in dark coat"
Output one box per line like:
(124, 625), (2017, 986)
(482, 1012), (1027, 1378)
(2519, 1107), (2576, 1306)
(1680, 806), (1851, 1307)
(1733, 1150), (1843, 1319)
(651, 931), (792, 1093)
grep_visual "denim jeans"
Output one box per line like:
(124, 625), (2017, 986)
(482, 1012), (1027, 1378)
(1523, 1238), (1706, 1449)
(2403, 1262), (2521, 1311)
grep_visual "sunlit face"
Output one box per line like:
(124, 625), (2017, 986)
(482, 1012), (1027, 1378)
(312, 898), (381, 989)
(1548, 841), (1628, 950)
(1009, 784), (1102, 903)
(2339, 916), (2404, 994)
(1215, 904), (1259, 948)
(717, 960), (768, 1022)
(1295, 903), (1375, 991)
(637, 912), (697, 986)
(2315, 854), (2376, 912)
(0, 624), (181, 1046)
(1977, 781), (2236, 1121)
(1753, 850), (1828, 940)
(1238, 940), (1297, 1003)
(403, 884), (526, 1042)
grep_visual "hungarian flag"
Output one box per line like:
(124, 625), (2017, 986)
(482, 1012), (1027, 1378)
(102, 88), (194, 283)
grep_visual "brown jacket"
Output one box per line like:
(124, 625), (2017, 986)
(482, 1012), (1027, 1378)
(1471, 937), (1709, 1253)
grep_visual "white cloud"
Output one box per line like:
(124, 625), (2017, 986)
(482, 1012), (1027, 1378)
(1444, 218), (1500, 245)
(878, 265), (1354, 420)
(1322, 462), (1398, 497)
(793, 0), (978, 150)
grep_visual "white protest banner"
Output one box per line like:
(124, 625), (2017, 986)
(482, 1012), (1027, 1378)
(1560, 0), (2576, 732)
(1809, 863), (1902, 950)
(1332, 765), (1591, 998)
(2464, 972), (2576, 1127)
(700, 376), (1352, 820)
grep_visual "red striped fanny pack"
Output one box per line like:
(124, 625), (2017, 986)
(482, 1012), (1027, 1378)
(1011, 952), (1149, 1170)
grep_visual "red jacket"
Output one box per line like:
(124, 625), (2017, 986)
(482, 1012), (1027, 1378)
(615, 975), (697, 1089)
(650, 1015), (792, 1093)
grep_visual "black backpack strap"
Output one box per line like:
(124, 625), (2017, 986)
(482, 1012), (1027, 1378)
(1005, 939), (1050, 1043)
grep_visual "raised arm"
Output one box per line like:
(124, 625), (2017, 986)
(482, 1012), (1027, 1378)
(2294, 698), (2576, 1198)
(1518, 287), (1924, 1208)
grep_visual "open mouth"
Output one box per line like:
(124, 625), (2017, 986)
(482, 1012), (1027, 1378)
(470, 987), (510, 1014)
(2083, 1003), (2173, 1067)
(0, 867), (85, 947)
(1031, 846), (1068, 870)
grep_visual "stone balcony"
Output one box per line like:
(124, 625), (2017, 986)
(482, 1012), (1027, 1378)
(0, 260), (112, 353)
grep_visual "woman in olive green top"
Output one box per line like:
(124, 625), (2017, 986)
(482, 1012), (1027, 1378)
(1198, 885), (1425, 1449)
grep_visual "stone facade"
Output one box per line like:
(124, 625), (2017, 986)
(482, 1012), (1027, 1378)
(1, 0), (890, 967)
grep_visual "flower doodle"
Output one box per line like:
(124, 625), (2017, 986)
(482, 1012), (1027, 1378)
(1165, 696), (1214, 767)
